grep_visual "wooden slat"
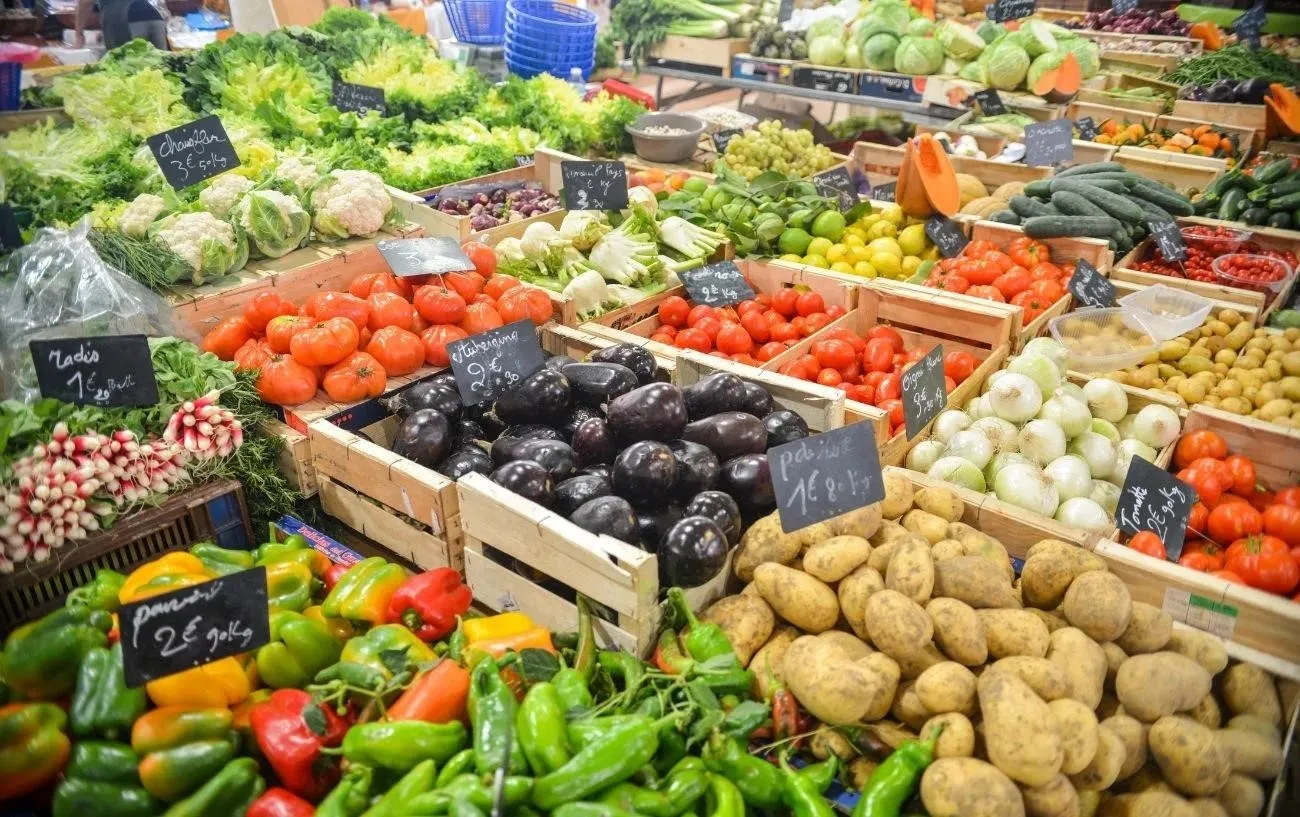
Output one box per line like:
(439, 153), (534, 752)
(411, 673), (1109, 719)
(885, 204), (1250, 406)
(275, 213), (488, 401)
(1181, 406), (1300, 491)
(1172, 101), (1267, 149)
(1113, 146), (1224, 196)
(1067, 101), (1160, 130)
(263, 420), (317, 497)
(319, 476), (460, 571)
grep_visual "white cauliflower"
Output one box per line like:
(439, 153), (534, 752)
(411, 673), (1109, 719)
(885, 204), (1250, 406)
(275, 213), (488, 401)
(237, 190), (311, 259)
(275, 156), (322, 197)
(199, 173), (255, 219)
(151, 212), (248, 284)
(309, 169), (399, 239)
(118, 194), (166, 238)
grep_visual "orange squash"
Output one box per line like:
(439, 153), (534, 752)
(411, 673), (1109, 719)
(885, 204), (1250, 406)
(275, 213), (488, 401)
(1266, 84), (1300, 137)
(913, 133), (960, 217)
(1188, 22), (1223, 52)
(895, 137), (929, 218)
(1030, 53), (1081, 104)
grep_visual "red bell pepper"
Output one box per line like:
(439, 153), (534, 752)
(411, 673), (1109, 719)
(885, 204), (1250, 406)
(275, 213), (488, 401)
(384, 568), (472, 642)
(322, 562), (350, 592)
(248, 787), (315, 817)
(249, 689), (348, 801)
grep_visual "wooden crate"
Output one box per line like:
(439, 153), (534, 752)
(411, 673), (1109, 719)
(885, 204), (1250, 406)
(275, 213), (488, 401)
(540, 323), (677, 376)
(1157, 115), (1258, 157)
(1267, 140), (1300, 157)
(1071, 139), (1119, 167)
(1067, 100), (1160, 130)
(1173, 101), (1268, 150)
(265, 420), (316, 497)
(1110, 237), (1268, 325)
(1112, 146), (1225, 196)
(1072, 29), (1201, 60)
(848, 140), (1052, 192)
(1077, 88), (1168, 116)
(1100, 51), (1182, 76)
(458, 473), (732, 655)
(623, 35), (750, 76)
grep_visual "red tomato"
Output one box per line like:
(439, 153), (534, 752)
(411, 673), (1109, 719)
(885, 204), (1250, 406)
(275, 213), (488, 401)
(1187, 501), (1209, 537)
(367, 292), (415, 332)
(866, 326), (905, 354)
(685, 305), (715, 327)
(964, 240), (998, 258)
(658, 296), (690, 328)
(1179, 540), (1226, 572)
(846, 384), (874, 404)
(414, 285), (468, 325)
(795, 291), (826, 316)
(306, 292), (370, 330)
(1223, 455), (1257, 497)
(694, 316), (723, 343)
(755, 342), (788, 362)
(816, 368), (843, 387)
(462, 242), (498, 277)
(484, 274), (521, 301)
(825, 327), (866, 353)
(243, 291), (297, 335)
(826, 305), (847, 320)
(736, 299), (763, 317)
(421, 324), (467, 367)
(877, 373), (902, 402)
(862, 338), (894, 373)
(1263, 504), (1300, 548)
(992, 266), (1031, 299)
(715, 323), (755, 355)
(1029, 262), (1064, 280)
(962, 260), (999, 286)
(1225, 535), (1300, 594)
(811, 339), (856, 370)
(879, 399), (904, 432)
(1008, 237), (1048, 268)
(966, 285), (1005, 302)
(731, 353), (759, 366)
(739, 310), (770, 343)
(497, 286), (554, 327)
(983, 251), (1014, 273)
(1211, 569), (1246, 584)
(769, 322), (799, 343)
(944, 350), (977, 384)
(435, 272), (484, 304)
(673, 328), (712, 353)
(1029, 278), (1065, 303)
(1128, 531), (1167, 560)
(1173, 429), (1228, 469)
(940, 276), (970, 294)
(650, 332), (676, 345)
(1206, 502), (1263, 545)
(803, 313), (833, 335)
(1011, 291), (1049, 323)
(771, 288), (799, 317)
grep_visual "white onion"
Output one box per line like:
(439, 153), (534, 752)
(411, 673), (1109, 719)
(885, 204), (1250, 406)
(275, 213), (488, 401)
(1083, 378), (1128, 423)
(1055, 496), (1112, 534)
(985, 451), (1034, 487)
(1068, 431), (1117, 479)
(1090, 418), (1120, 442)
(982, 369), (1006, 395)
(946, 429), (995, 470)
(1044, 455), (1092, 501)
(966, 393), (994, 420)
(1039, 392), (1092, 438)
(989, 373), (1042, 424)
(993, 462), (1060, 517)
(906, 440), (946, 473)
(1133, 404), (1180, 449)
(971, 417), (1018, 453)
(1018, 420), (1067, 466)
(929, 456), (987, 492)
(1009, 353), (1062, 397)
(932, 410), (972, 445)
(1116, 414), (1136, 440)
(1111, 439), (1158, 487)
(1055, 381), (1086, 404)
(1022, 337), (1069, 375)
(1089, 479), (1121, 514)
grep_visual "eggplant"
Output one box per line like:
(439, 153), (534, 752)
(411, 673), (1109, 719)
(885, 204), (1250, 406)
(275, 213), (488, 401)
(500, 424), (564, 442)
(562, 362), (639, 408)
(1235, 78), (1269, 105)
(570, 496), (637, 541)
(682, 412), (768, 461)
(667, 440), (720, 497)
(763, 410), (809, 448)
(491, 460), (554, 506)
(683, 372), (747, 420)
(454, 419), (486, 447)
(635, 503), (684, 551)
(560, 405), (603, 440)
(607, 383), (688, 444)
(571, 417), (616, 467)
(428, 370), (459, 391)
(720, 453), (774, 514)
(553, 475), (613, 517)
(579, 463), (613, 482)
(386, 380), (459, 420)
(511, 439), (576, 482)
(589, 343), (657, 385)
(1206, 79), (1237, 103)
(494, 368), (571, 426)
(491, 426), (564, 465)
(544, 355), (579, 372)
(659, 516), (728, 588)
(612, 441), (678, 508)
(684, 490), (742, 546)
(737, 382), (774, 418)
(436, 448), (493, 480)
(392, 409), (452, 469)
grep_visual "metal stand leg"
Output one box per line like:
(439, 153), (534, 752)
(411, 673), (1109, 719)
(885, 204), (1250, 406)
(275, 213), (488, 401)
(655, 75), (665, 109)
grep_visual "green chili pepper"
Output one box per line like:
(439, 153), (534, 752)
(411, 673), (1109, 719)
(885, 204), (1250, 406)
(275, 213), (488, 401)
(517, 681), (572, 775)
(449, 797), (486, 817)
(566, 715), (644, 751)
(436, 749), (476, 789)
(779, 755), (835, 817)
(532, 715), (672, 810)
(599, 764), (709, 817)
(447, 618), (467, 663)
(469, 656), (528, 776)
(313, 661), (385, 691)
(359, 759), (436, 817)
(434, 773), (534, 811)
(551, 804), (643, 817)
(552, 667), (594, 718)
(667, 588), (731, 663)
(702, 773), (744, 817)
(652, 724), (687, 776)
(700, 731), (782, 809)
(597, 650), (644, 692)
(342, 721), (467, 772)
(800, 755), (839, 794)
(65, 570), (126, 612)
(851, 725), (942, 817)
(315, 765), (373, 817)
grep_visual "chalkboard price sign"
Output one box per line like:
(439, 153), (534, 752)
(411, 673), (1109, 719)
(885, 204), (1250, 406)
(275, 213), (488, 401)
(31, 335), (160, 408)
(813, 166), (858, 211)
(561, 161), (629, 211)
(1024, 119), (1075, 168)
(332, 81), (386, 116)
(770, 423), (885, 533)
(712, 128), (743, 154)
(119, 568), (271, 687)
(1116, 457), (1197, 559)
(870, 182), (896, 203)
(0, 203), (22, 250)
(925, 215), (969, 258)
(680, 260), (756, 307)
(1068, 258), (1116, 309)
(902, 344), (947, 440)
(1075, 117), (1099, 141)
(1148, 219), (1187, 262)
(147, 115), (241, 190)
(516, 155), (535, 167)
(986, 0), (1035, 22)
(971, 89), (1007, 117)
(447, 319), (546, 405)
(378, 237), (477, 278)
(1112, 0), (1136, 13)
(777, 0), (794, 23)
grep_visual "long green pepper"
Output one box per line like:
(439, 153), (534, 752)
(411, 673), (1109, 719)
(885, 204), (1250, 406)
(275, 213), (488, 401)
(667, 588), (732, 662)
(517, 681), (572, 775)
(779, 755), (835, 817)
(469, 655), (528, 775)
(532, 714), (673, 810)
(701, 731), (783, 809)
(851, 725), (943, 817)
(315, 765), (373, 817)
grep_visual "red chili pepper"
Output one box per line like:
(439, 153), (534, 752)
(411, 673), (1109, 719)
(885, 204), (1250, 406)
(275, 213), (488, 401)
(384, 567), (473, 642)
(249, 689), (349, 801)
(247, 787), (315, 817)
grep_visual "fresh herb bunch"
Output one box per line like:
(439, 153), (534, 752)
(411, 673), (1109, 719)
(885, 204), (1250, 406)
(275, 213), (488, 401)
(87, 230), (190, 292)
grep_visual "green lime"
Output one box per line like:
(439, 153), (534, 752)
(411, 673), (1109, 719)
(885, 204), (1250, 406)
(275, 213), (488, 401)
(777, 227), (813, 257)
(811, 210), (846, 242)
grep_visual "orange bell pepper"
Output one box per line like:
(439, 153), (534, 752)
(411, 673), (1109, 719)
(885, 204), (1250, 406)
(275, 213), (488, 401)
(119, 552), (213, 604)
(146, 656), (252, 708)
(386, 659), (471, 725)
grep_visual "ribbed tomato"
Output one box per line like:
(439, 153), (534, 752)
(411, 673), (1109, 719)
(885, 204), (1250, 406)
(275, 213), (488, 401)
(201, 317), (254, 361)
(459, 302), (504, 335)
(1225, 534), (1300, 594)
(256, 354), (319, 406)
(421, 325), (468, 368)
(266, 315), (312, 354)
(290, 317), (360, 367)
(497, 286), (553, 327)
(414, 285), (467, 325)
(366, 326), (425, 377)
(243, 291), (297, 334)
(305, 292), (370, 331)
(323, 352), (387, 403)
(367, 291), (415, 332)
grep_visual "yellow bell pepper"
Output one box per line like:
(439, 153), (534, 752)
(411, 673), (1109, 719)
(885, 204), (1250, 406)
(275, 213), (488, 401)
(119, 553), (213, 604)
(464, 612), (535, 645)
(146, 657), (252, 708)
(304, 605), (356, 640)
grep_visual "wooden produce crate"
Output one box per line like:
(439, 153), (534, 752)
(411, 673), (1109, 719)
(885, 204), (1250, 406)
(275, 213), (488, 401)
(1157, 115), (1257, 158)
(1173, 101), (1268, 150)
(1067, 100), (1160, 131)
(622, 35), (750, 77)
(1070, 30), (1201, 60)
(1077, 87), (1169, 116)
(849, 141), (1051, 196)
(541, 323), (677, 377)
(1112, 146), (1225, 196)
(1100, 51), (1181, 76)
(458, 473), (732, 655)
(1267, 140), (1300, 157)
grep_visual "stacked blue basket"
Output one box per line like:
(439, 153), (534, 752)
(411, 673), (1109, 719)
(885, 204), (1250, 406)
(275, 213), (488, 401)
(444, 0), (507, 46)
(504, 0), (597, 79)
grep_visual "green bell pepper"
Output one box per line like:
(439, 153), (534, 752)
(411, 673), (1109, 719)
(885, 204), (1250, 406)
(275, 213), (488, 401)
(256, 611), (343, 689)
(70, 642), (147, 741)
(323, 557), (408, 625)
(161, 757), (264, 817)
(266, 560), (314, 613)
(341, 720), (467, 772)
(340, 623), (435, 679)
(52, 741), (158, 817)
(189, 542), (254, 576)
(256, 536), (329, 577)
(1, 604), (111, 699)
(65, 570), (126, 612)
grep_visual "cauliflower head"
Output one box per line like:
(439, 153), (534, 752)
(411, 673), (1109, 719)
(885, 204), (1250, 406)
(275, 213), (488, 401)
(275, 155), (322, 198)
(151, 211), (248, 284)
(308, 169), (400, 240)
(118, 194), (166, 238)
(237, 190), (310, 259)
(199, 173), (255, 219)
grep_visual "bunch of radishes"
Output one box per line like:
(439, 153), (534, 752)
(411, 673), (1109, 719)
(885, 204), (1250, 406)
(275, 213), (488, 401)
(163, 391), (243, 461)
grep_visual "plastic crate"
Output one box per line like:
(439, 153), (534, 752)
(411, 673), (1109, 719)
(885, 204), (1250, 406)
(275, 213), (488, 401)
(444, 0), (506, 46)
(504, 0), (596, 79)
(0, 480), (251, 634)
(1048, 308), (1158, 373)
(1117, 284), (1214, 343)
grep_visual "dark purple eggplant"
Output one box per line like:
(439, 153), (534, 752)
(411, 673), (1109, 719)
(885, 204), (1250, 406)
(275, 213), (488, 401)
(571, 417), (616, 467)
(667, 440), (720, 497)
(635, 503), (684, 551)
(685, 490), (742, 546)
(544, 355), (579, 372)
(454, 420), (486, 447)
(491, 426), (564, 465)
(580, 463), (613, 482)
(763, 410), (809, 448)
(720, 453), (773, 514)
(589, 343), (657, 385)
(436, 448), (493, 480)
(607, 383), (688, 444)
(408, 384), (463, 423)
(1206, 80), (1236, 103)
(1235, 78), (1268, 105)
(612, 441), (678, 508)
(494, 368), (571, 426)
(682, 412), (767, 461)
(683, 372), (747, 419)
(428, 369), (459, 391)
(491, 460), (554, 506)
(386, 379), (458, 419)
(393, 409), (452, 468)
(659, 516), (728, 588)
(569, 496), (637, 541)
(500, 424), (564, 442)
(511, 439), (576, 482)
(561, 405), (603, 440)
(553, 475), (613, 517)
(737, 382), (774, 417)
(563, 362), (638, 408)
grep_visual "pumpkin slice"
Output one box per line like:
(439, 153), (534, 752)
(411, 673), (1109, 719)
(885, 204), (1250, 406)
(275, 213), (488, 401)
(1267, 83), (1300, 137)
(1029, 52), (1080, 104)
(914, 133), (960, 217)
(1051, 53), (1081, 103)
(896, 137), (932, 218)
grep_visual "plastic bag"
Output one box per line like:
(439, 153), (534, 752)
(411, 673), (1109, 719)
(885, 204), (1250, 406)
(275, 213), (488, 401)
(0, 222), (182, 402)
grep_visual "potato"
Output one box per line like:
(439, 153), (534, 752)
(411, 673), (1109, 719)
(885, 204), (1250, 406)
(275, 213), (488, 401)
(1220, 664), (1282, 726)
(701, 594), (774, 667)
(817, 630), (872, 662)
(932, 539), (967, 561)
(809, 729), (855, 761)
(1101, 642), (1127, 688)
(857, 652), (901, 721)
(979, 670), (1064, 786)
(864, 589), (934, 661)
(838, 564), (885, 639)
(896, 642), (949, 681)
(887, 535), (935, 604)
(1116, 653), (1212, 722)
(928, 597), (988, 666)
(1225, 714), (1280, 744)
(1078, 790), (1101, 817)
(749, 626), (798, 699)
(916, 486), (964, 522)
(1214, 728), (1283, 779)
(868, 540), (898, 574)
(1215, 775), (1265, 817)
(1021, 546), (1107, 609)
(921, 757), (1026, 817)
(1097, 792), (1198, 817)
(1148, 716), (1230, 796)
(1166, 629), (1228, 675)
(935, 556), (1020, 608)
(1020, 775), (1080, 817)
(1187, 694), (1222, 729)
(1062, 572), (1132, 642)
(827, 502), (883, 540)
(781, 636), (881, 724)
(753, 563), (839, 633)
(1102, 714), (1148, 781)
(871, 518), (909, 548)
(882, 471), (915, 519)
(978, 609), (1051, 659)
(948, 523), (1015, 583)
(916, 661), (978, 715)
(1045, 627), (1108, 708)
(803, 535), (872, 583)
(735, 512), (801, 581)
(924, 712), (976, 758)
(1068, 724), (1126, 792)
(1125, 765), (1170, 793)
(892, 680), (932, 730)
(849, 757), (878, 791)
(1027, 608), (1069, 634)
(1050, 698), (1100, 775)
(903, 509), (950, 544)
(991, 657), (1071, 701)
(1114, 603), (1173, 655)
(1190, 797), (1230, 817)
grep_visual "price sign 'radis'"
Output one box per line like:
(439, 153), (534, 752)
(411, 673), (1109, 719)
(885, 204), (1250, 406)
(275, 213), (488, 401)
(31, 335), (159, 408)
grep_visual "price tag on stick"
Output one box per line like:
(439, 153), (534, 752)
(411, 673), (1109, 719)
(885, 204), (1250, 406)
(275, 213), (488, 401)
(332, 81), (386, 116)
(770, 423), (885, 533)
(377, 237), (476, 277)
(1068, 259), (1116, 309)
(447, 319), (546, 405)
(925, 215), (969, 258)
(902, 345), (947, 440)
(31, 335), (160, 408)
(119, 567), (271, 687)
(680, 261), (756, 307)
(147, 115), (241, 190)
(986, 0), (1035, 22)
(1024, 120), (1074, 168)
(870, 182), (897, 203)
(712, 128), (742, 154)
(812, 166), (858, 211)
(1116, 457), (1197, 559)
(971, 89), (1007, 116)
(1148, 219), (1187, 262)
(1075, 117), (1099, 141)
(561, 161), (629, 211)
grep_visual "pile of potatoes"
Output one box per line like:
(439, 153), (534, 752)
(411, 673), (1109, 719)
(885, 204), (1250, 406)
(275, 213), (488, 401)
(700, 468), (1293, 817)
(1101, 310), (1300, 427)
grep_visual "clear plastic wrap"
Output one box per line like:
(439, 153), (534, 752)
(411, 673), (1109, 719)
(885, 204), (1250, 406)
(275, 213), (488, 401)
(0, 223), (183, 402)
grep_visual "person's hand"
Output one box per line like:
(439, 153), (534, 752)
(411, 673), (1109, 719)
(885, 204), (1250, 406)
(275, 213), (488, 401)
(73, 31), (85, 47)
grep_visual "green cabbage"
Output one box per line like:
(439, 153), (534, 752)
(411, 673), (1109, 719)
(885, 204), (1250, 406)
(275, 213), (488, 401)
(976, 20), (1003, 44)
(1056, 37), (1100, 79)
(941, 57), (967, 75)
(959, 59), (987, 84)
(938, 20), (985, 60)
(985, 40), (1030, 91)
(858, 0), (912, 40)
(809, 35), (847, 67)
(863, 33), (900, 71)
(807, 17), (845, 42)
(845, 42), (865, 69)
(907, 18), (935, 37)
(1017, 21), (1057, 58)
(895, 36), (944, 76)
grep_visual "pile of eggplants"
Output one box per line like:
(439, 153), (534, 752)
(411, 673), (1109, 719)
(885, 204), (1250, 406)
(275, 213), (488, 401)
(382, 343), (812, 589)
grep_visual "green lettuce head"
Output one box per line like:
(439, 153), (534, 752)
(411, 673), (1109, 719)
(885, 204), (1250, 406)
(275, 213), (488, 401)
(863, 33), (900, 71)
(895, 35), (944, 75)
(986, 40), (1030, 91)
(239, 190), (311, 258)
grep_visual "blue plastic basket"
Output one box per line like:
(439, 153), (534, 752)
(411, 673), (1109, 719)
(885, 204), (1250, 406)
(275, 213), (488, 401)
(0, 63), (21, 113)
(444, 0), (506, 45)
(504, 0), (596, 78)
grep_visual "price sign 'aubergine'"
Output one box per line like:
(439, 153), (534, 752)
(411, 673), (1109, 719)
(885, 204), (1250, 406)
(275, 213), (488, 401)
(1116, 457), (1197, 559)
(680, 261), (755, 307)
(770, 423), (885, 533)
(147, 115), (240, 190)
(561, 161), (629, 211)
(447, 319), (546, 405)
(902, 344), (946, 440)
(31, 335), (160, 408)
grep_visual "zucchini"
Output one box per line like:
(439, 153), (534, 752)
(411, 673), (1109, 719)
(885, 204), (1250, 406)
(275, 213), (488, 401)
(1269, 191), (1300, 211)
(1130, 181), (1194, 216)
(1022, 215), (1119, 239)
(1218, 188), (1247, 221)
(1192, 195), (1217, 215)
(1254, 158), (1293, 185)
(1268, 212), (1293, 230)
(1255, 176), (1300, 200)
(989, 210), (1021, 225)
(1135, 198), (1174, 224)
(1054, 161), (1128, 178)
(1023, 179), (1052, 199)
(1050, 178), (1131, 195)
(1051, 190), (1109, 218)
(1050, 179), (1145, 224)
(1241, 207), (1269, 226)
(1009, 195), (1057, 219)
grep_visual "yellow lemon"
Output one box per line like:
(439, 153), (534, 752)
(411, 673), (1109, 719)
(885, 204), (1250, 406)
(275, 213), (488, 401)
(922, 246), (940, 262)
(803, 254), (830, 269)
(831, 261), (856, 275)
(867, 220), (897, 241)
(880, 204), (905, 227)
(871, 252), (902, 278)
(779, 253), (804, 263)
(849, 245), (872, 264)
(901, 255), (923, 276)
(857, 214), (881, 230)
(867, 237), (903, 258)
(825, 244), (849, 264)
(854, 261), (878, 278)
(806, 237), (834, 258)
(897, 223), (928, 257)
(842, 233), (865, 248)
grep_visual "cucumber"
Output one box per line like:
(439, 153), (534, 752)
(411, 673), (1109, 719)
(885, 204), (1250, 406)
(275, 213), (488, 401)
(1051, 190), (1109, 219)
(1254, 158), (1294, 185)
(1054, 161), (1128, 178)
(1050, 179), (1145, 224)
(1130, 181), (1194, 216)
(1111, 228), (1133, 256)
(1135, 198), (1174, 224)
(1193, 195), (1217, 215)
(1269, 191), (1300, 211)
(1009, 195), (1058, 219)
(989, 210), (1021, 225)
(1024, 179), (1052, 199)
(1022, 215), (1120, 239)
(1050, 178), (1131, 196)
(1218, 188), (1247, 221)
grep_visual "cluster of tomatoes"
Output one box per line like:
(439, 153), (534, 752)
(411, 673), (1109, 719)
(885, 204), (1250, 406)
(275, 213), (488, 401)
(650, 288), (847, 360)
(1131, 245), (1220, 285)
(1127, 428), (1300, 599)
(1138, 231), (1297, 294)
(199, 243), (552, 407)
(922, 237), (1069, 324)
